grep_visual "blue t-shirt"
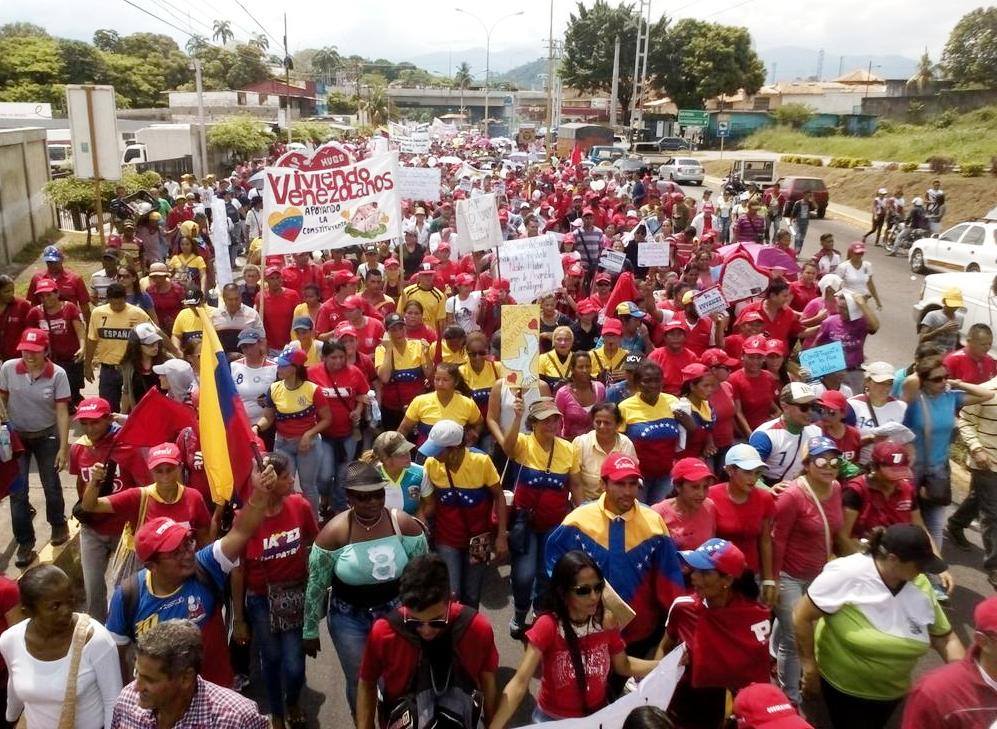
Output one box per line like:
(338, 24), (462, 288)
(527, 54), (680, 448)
(606, 381), (633, 405)
(106, 541), (234, 644)
(902, 390), (966, 468)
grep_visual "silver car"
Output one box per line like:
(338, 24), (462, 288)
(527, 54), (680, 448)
(658, 157), (704, 185)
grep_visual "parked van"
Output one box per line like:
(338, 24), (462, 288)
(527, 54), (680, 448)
(913, 271), (997, 356)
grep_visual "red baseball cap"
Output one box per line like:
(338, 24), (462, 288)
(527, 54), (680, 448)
(75, 397), (112, 421)
(601, 318), (623, 336)
(594, 272), (612, 284)
(334, 322), (358, 338)
(817, 389), (848, 413)
(146, 442), (181, 470)
(601, 453), (642, 481)
(576, 298), (600, 315)
(765, 338), (787, 356)
(871, 441), (914, 481)
(135, 517), (191, 562)
(492, 278), (511, 292)
(662, 320), (688, 334)
(33, 278), (58, 294)
(671, 457), (715, 483)
(848, 241), (866, 255)
(974, 595), (997, 634)
(701, 348), (739, 368)
(733, 682), (812, 728)
(17, 328), (49, 353)
(384, 257), (400, 269)
(436, 241), (452, 252)
(742, 335), (768, 356)
(264, 266), (283, 279)
(566, 264), (584, 277)
(681, 363), (710, 382)
(454, 273), (475, 287)
(735, 309), (765, 326)
(343, 294), (365, 310)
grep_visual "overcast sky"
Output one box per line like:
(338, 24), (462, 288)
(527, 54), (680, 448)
(7, 0), (977, 71)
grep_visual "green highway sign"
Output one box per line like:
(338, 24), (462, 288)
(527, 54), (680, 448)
(677, 109), (710, 127)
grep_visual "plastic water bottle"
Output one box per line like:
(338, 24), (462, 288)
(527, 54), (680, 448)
(367, 391), (381, 427)
(0, 424), (12, 463)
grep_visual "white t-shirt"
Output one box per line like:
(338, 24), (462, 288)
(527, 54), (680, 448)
(835, 260), (873, 296)
(446, 291), (482, 333)
(231, 358), (278, 421)
(847, 394), (908, 464)
(0, 618), (122, 729)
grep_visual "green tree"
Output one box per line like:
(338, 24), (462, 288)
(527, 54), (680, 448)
(212, 20), (234, 46)
(772, 103), (814, 129)
(650, 18), (765, 109)
(0, 23), (48, 38)
(942, 8), (997, 87)
(186, 34), (209, 57)
(92, 29), (121, 52)
(249, 33), (269, 52)
(290, 121), (332, 144)
(326, 91), (356, 114)
(58, 39), (106, 85)
(361, 85), (393, 126)
(0, 35), (65, 107)
(312, 46), (341, 84)
(907, 50), (939, 94)
(207, 116), (274, 158)
(225, 44), (271, 89)
(44, 168), (161, 245)
(97, 52), (160, 108)
(453, 61), (472, 89)
(361, 72), (389, 89)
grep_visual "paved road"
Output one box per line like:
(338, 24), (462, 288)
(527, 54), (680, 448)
(3, 183), (990, 728)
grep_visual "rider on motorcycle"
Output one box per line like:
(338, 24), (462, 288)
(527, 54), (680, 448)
(905, 197), (931, 232)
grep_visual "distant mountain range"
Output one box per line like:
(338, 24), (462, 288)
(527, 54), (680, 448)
(404, 46), (541, 79)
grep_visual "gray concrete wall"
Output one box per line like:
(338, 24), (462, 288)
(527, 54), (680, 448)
(862, 88), (997, 121)
(0, 127), (55, 265)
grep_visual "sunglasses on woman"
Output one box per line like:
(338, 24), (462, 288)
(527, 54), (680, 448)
(348, 488), (385, 503)
(569, 581), (606, 597)
(812, 457), (841, 469)
(403, 603), (452, 630)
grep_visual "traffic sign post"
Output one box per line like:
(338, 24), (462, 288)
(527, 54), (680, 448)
(677, 109), (709, 127)
(717, 122), (730, 160)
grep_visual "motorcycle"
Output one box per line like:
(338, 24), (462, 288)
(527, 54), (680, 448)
(883, 222), (926, 256)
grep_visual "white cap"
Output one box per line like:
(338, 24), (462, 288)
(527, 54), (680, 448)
(780, 381), (818, 405)
(418, 419), (465, 458)
(134, 322), (162, 345)
(818, 273), (843, 294)
(863, 361), (895, 383)
(877, 188), (888, 195)
(724, 443), (766, 471)
(153, 359), (194, 377)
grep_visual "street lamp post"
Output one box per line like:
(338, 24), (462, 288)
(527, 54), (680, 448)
(455, 8), (524, 136)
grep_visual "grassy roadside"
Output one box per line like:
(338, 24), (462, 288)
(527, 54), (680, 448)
(701, 160), (994, 225)
(739, 106), (997, 166)
(8, 231), (103, 297)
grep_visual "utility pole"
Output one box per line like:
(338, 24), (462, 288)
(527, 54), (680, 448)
(192, 58), (208, 178)
(545, 0), (554, 155)
(609, 35), (620, 129)
(629, 0), (651, 142)
(284, 13), (291, 144)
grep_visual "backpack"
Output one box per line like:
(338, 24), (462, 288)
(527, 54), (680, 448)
(380, 606), (484, 729)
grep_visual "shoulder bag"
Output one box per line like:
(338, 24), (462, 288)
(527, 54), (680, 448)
(108, 486), (151, 588)
(56, 613), (92, 729)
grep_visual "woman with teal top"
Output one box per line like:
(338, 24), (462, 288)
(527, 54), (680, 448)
(301, 461), (427, 714)
(360, 430), (424, 515)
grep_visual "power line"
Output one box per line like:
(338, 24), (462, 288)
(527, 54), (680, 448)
(148, 0), (213, 34)
(229, 0), (283, 51)
(120, 0), (200, 40)
(702, 0), (756, 19)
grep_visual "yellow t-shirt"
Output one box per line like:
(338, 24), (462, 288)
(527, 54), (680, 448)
(441, 341), (468, 365)
(374, 339), (427, 382)
(512, 432), (578, 476)
(169, 253), (206, 274)
(538, 351), (572, 383)
(248, 237), (263, 260)
(171, 306), (215, 346)
(397, 284), (446, 326)
(509, 432), (577, 531)
(87, 303), (152, 365)
(290, 338), (323, 366)
(459, 360), (504, 406)
(405, 392), (481, 436)
(588, 345), (626, 380)
(422, 451), (500, 494)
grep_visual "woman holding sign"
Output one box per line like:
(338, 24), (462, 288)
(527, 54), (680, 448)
(811, 292), (880, 395)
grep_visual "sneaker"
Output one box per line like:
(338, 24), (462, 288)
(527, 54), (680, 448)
(14, 545), (36, 568)
(50, 522), (70, 546)
(945, 523), (972, 550)
(933, 584), (950, 603)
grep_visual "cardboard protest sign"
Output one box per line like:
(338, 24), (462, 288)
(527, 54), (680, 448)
(501, 305), (541, 389)
(799, 341), (847, 379)
(599, 250), (627, 273)
(497, 234), (563, 305)
(396, 167), (442, 202)
(637, 240), (670, 268)
(719, 253), (770, 303)
(693, 286), (728, 318)
(263, 151), (402, 255)
(456, 193), (504, 253)
(209, 198), (234, 286)
(389, 122), (431, 154)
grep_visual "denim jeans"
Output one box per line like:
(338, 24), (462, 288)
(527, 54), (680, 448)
(970, 468), (997, 570)
(11, 429), (66, 547)
(640, 475), (672, 505)
(274, 432), (323, 518)
(921, 502), (946, 554)
(437, 544), (485, 609)
(793, 219), (809, 253)
(98, 365), (123, 413)
(80, 526), (120, 621)
(245, 594), (306, 719)
(719, 217), (731, 244)
(766, 214), (781, 242)
(510, 524), (553, 622)
(320, 434), (357, 513)
(327, 598), (398, 713)
(771, 572), (812, 705)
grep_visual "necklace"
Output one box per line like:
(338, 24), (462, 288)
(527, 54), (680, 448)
(352, 508), (384, 532)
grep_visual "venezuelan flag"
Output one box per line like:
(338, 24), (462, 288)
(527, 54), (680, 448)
(196, 308), (255, 504)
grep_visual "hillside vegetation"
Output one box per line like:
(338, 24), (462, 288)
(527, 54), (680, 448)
(740, 106), (997, 166)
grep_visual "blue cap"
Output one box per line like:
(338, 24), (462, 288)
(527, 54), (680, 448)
(42, 245), (63, 262)
(723, 443), (765, 471)
(805, 435), (841, 458)
(291, 316), (314, 331)
(680, 538), (747, 576)
(615, 301), (646, 318)
(237, 329), (263, 346)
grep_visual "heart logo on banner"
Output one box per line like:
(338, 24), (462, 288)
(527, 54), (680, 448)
(719, 252), (771, 303)
(268, 208), (304, 242)
(273, 151), (310, 169)
(302, 143), (352, 171)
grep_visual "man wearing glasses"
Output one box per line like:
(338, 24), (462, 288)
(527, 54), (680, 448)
(356, 554), (499, 729)
(748, 383), (823, 488)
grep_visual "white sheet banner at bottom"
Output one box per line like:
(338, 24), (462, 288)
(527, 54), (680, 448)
(512, 644), (686, 729)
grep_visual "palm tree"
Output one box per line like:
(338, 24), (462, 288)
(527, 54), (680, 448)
(313, 46), (342, 85)
(185, 34), (208, 56)
(249, 32), (269, 52)
(362, 85), (393, 126)
(212, 20), (234, 46)
(452, 62), (472, 90)
(907, 49), (939, 94)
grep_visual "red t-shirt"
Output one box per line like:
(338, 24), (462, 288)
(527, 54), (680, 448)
(281, 263), (322, 295)
(240, 494), (317, 594)
(0, 576), (20, 678)
(943, 348), (997, 385)
(359, 604), (499, 702)
(821, 424), (862, 462)
(307, 362), (369, 438)
(709, 381), (737, 448)
(527, 614), (626, 718)
(727, 369), (779, 431)
(678, 316), (715, 357)
(315, 298), (345, 334)
(742, 302), (803, 343)
(27, 270), (90, 307)
(351, 316), (386, 356)
(0, 298), (32, 361)
(146, 282), (185, 333)
(25, 302), (82, 360)
(842, 475), (917, 538)
(647, 347), (700, 397)
(708, 483), (775, 573)
(653, 498), (717, 552)
(789, 281), (819, 312)
(69, 429), (134, 536)
(406, 323), (438, 345)
(258, 288), (301, 349)
(107, 485), (212, 534)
